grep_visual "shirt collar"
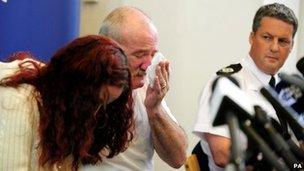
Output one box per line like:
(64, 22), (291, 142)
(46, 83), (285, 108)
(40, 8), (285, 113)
(241, 55), (276, 86)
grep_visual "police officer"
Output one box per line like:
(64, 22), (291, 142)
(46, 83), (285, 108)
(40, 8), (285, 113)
(193, 3), (298, 171)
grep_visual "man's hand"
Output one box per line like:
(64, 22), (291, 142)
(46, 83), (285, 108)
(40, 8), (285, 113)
(144, 60), (187, 168)
(145, 61), (170, 111)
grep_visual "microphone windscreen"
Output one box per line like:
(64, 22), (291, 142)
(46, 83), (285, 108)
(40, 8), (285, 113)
(296, 57), (304, 76)
(275, 80), (304, 116)
(211, 76), (240, 93)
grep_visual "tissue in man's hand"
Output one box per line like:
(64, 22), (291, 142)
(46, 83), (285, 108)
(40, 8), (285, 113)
(147, 52), (166, 87)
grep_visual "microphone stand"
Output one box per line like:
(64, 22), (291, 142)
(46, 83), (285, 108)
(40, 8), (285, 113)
(254, 106), (299, 169)
(240, 119), (289, 171)
(260, 87), (304, 142)
(225, 111), (245, 171)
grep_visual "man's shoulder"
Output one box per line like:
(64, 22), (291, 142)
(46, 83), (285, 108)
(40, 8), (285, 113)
(216, 63), (242, 76)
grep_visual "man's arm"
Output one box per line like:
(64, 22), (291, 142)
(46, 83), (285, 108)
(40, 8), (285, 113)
(204, 133), (231, 167)
(145, 61), (187, 168)
(147, 106), (187, 168)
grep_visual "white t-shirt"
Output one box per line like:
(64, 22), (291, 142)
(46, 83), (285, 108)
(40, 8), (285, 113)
(193, 55), (279, 171)
(84, 81), (177, 171)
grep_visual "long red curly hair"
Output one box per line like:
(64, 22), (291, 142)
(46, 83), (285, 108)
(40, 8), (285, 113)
(1, 35), (134, 170)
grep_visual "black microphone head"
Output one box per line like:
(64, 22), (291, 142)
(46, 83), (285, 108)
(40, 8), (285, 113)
(275, 80), (304, 116)
(254, 105), (269, 124)
(296, 57), (304, 76)
(211, 75), (240, 93)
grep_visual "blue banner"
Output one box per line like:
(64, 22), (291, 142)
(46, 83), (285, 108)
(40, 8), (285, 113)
(0, 0), (80, 62)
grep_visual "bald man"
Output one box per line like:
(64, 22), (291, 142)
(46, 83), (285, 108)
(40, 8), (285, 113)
(96, 6), (187, 170)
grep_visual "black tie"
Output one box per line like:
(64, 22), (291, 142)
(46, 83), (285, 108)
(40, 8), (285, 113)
(269, 76), (276, 88)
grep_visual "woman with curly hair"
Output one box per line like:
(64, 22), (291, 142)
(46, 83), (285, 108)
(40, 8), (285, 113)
(0, 35), (134, 170)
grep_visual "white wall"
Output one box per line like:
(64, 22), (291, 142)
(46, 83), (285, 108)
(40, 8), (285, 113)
(298, 0), (304, 59)
(80, 1), (303, 170)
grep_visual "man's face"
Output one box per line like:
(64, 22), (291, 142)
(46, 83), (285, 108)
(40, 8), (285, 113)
(249, 17), (294, 75)
(120, 28), (158, 89)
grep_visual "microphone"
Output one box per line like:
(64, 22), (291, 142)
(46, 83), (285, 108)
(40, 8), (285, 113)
(210, 76), (254, 126)
(211, 75), (240, 93)
(210, 77), (289, 170)
(241, 119), (289, 171)
(210, 76), (247, 171)
(278, 72), (304, 91)
(260, 87), (304, 141)
(275, 78), (304, 119)
(283, 132), (304, 160)
(253, 106), (299, 167)
(296, 57), (304, 76)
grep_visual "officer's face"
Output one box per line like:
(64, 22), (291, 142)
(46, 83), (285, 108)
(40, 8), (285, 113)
(249, 17), (294, 75)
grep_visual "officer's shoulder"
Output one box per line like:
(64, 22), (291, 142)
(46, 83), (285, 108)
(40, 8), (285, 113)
(216, 63), (242, 76)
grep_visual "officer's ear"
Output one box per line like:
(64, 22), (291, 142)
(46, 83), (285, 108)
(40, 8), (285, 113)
(249, 32), (254, 45)
(289, 39), (294, 53)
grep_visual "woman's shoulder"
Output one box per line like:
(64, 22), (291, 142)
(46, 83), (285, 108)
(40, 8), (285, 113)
(0, 60), (21, 80)
(0, 58), (43, 79)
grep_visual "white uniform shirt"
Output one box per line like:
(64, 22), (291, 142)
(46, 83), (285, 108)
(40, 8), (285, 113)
(193, 55), (279, 171)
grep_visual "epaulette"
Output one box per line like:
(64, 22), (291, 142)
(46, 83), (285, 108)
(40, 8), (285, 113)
(216, 63), (242, 76)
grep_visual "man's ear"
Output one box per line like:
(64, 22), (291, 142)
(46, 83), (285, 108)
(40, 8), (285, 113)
(249, 32), (254, 45)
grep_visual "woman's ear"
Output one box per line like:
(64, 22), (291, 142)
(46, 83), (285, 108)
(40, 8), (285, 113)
(99, 85), (109, 108)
